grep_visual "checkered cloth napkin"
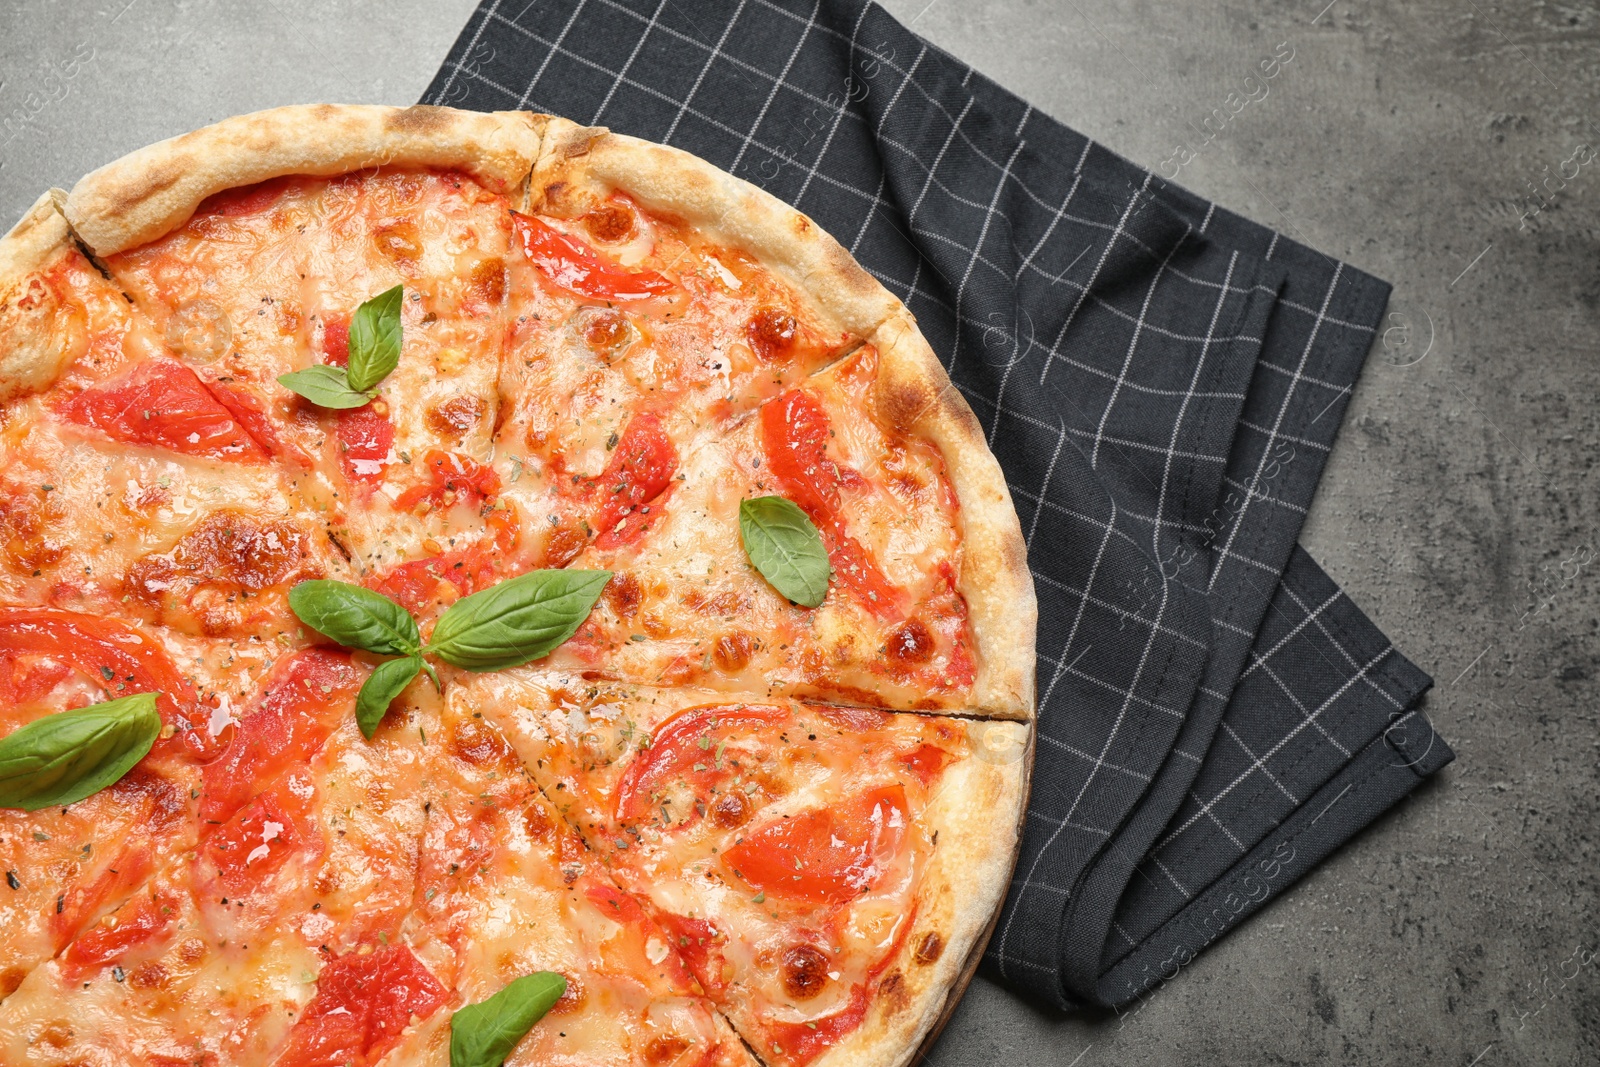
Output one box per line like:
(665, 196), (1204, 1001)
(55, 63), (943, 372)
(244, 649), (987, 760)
(423, 0), (1453, 1013)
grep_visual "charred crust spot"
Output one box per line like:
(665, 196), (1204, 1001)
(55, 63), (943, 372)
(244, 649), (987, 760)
(746, 307), (798, 362)
(373, 220), (422, 268)
(914, 931), (943, 965)
(885, 619), (935, 666)
(644, 1036), (693, 1063)
(129, 961), (169, 990)
(449, 716), (514, 768)
(879, 969), (910, 1013)
(0, 966), (25, 999)
(712, 631), (755, 672)
(386, 105), (454, 136)
(176, 937), (207, 964)
(710, 790), (752, 829)
(604, 572), (644, 619)
(878, 377), (937, 434)
(583, 203), (635, 243)
(426, 394), (488, 440)
(780, 944), (830, 1000)
(578, 307), (631, 354)
(468, 256), (507, 305)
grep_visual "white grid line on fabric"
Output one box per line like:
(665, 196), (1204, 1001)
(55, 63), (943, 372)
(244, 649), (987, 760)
(590, 0), (669, 123)
(659, 0), (746, 143)
(793, 0), (875, 205)
(1235, 420), (1334, 453)
(1154, 640), (1390, 850)
(433, 0), (504, 103)
(1220, 721), (1302, 804)
(945, 137), (1026, 372)
(1029, 571), (1206, 651)
(1246, 651), (1357, 758)
(733, 0), (823, 174)
(1240, 588), (1343, 681)
(1150, 855), (1192, 897)
(1207, 262), (1345, 594)
(1149, 250), (1238, 583)
(1039, 733), (1155, 782)
(1094, 225), (1196, 467)
(1279, 582), (1409, 713)
(514, 0), (588, 107)
(1196, 800), (1250, 853)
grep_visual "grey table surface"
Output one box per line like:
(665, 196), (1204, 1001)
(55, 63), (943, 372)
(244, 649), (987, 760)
(2, 1), (1596, 1064)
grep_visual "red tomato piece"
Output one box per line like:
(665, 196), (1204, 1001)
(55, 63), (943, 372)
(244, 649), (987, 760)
(585, 880), (647, 924)
(59, 359), (270, 462)
(0, 607), (214, 758)
(613, 704), (789, 825)
(898, 743), (951, 787)
(392, 450), (501, 512)
(759, 390), (903, 618)
(591, 413), (677, 540)
(51, 844), (154, 952)
(766, 984), (871, 1067)
(322, 314), (350, 366)
(200, 373), (307, 468)
(199, 781), (312, 894)
(721, 785), (908, 907)
(365, 509), (517, 615)
(199, 648), (360, 827)
(512, 212), (675, 303)
(336, 403), (394, 483)
(656, 913), (726, 993)
(0, 652), (70, 706)
(58, 887), (178, 981)
(593, 481), (675, 550)
(276, 944), (448, 1067)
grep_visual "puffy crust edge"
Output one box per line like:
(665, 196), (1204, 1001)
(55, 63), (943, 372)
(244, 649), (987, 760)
(815, 721), (1032, 1067)
(527, 117), (902, 339)
(0, 190), (79, 402)
(64, 104), (547, 256)
(869, 311), (1037, 720)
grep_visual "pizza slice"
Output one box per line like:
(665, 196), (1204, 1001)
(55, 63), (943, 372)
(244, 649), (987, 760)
(376, 690), (756, 1067)
(539, 316), (1032, 718)
(0, 646), (440, 1065)
(455, 669), (1029, 1067)
(64, 106), (543, 579)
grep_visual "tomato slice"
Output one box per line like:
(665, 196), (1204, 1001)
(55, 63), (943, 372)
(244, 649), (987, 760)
(58, 886), (179, 981)
(898, 743), (952, 787)
(392, 450), (501, 512)
(0, 607), (215, 758)
(721, 785), (908, 907)
(656, 912), (726, 994)
(336, 402), (394, 483)
(59, 358), (270, 462)
(198, 779), (314, 894)
(51, 844), (155, 952)
(0, 652), (70, 707)
(766, 984), (871, 1067)
(591, 413), (677, 540)
(275, 943), (448, 1067)
(365, 508), (517, 615)
(199, 648), (361, 827)
(759, 390), (903, 618)
(512, 212), (675, 303)
(200, 372), (308, 468)
(322, 314), (350, 366)
(613, 704), (789, 825)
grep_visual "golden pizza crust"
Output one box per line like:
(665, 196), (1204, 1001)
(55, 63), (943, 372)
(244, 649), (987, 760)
(870, 311), (1038, 720)
(817, 720), (1031, 1067)
(0, 190), (82, 402)
(64, 104), (546, 256)
(528, 116), (902, 339)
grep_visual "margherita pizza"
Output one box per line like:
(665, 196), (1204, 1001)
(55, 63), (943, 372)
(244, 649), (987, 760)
(0, 105), (1035, 1067)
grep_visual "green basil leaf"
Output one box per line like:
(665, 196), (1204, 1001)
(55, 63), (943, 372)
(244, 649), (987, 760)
(289, 580), (421, 658)
(355, 656), (421, 740)
(0, 693), (162, 811)
(426, 570), (611, 672)
(450, 971), (566, 1067)
(346, 284), (404, 393)
(277, 365), (373, 409)
(739, 496), (830, 607)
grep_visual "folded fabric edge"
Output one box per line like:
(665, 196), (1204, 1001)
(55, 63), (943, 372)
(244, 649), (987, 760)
(1094, 698), (1452, 1012)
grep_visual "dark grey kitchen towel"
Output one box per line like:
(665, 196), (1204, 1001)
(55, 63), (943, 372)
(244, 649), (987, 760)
(423, 0), (1453, 1013)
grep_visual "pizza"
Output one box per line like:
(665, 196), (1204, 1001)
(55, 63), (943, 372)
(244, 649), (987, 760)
(0, 105), (1035, 1067)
